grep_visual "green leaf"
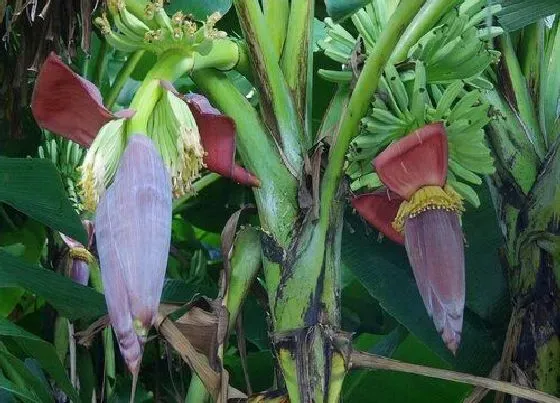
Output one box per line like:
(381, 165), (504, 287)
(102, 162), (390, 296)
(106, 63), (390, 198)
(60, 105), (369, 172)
(0, 374), (37, 403)
(0, 348), (53, 403)
(497, 0), (560, 32)
(0, 220), (46, 317)
(77, 348), (96, 403)
(342, 185), (508, 373)
(224, 350), (275, 393)
(225, 227), (262, 330)
(107, 375), (153, 402)
(0, 250), (107, 320)
(324, 0), (370, 22)
(0, 318), (80, 402)
(343, 334), (471, 402)
(165, 0), (232, 22)
(0, 158), (86, 245)
(161, 279), (216, 303)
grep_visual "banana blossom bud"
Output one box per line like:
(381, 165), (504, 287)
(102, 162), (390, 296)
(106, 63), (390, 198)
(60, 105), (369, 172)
(60, 220), (95, 286)
(95, 134), (172, 374)
(352, 123), (465, 354)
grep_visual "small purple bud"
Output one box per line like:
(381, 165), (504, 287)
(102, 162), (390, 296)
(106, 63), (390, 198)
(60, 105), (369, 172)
(404, 209), (465, 354)
(96, 134), (172, 374)
(61, 220), (95, 286)
(69, 260), (90, 286)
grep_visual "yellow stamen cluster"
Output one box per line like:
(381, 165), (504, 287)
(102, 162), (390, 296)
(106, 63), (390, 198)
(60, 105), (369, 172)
(183, 20), (197, 35)
(144, 29), (163, 42)
(205, 11), (227, 39)
(171, 11), (185, 25)
(144, 2), (155, 19)
(94, 13), (111, 34)
(172, 125), (204, 198)
(153, 0), (164, 11)
(393, 185), (464, 233)
(69, 247), (94, 264)
(79, 165), (100, 212)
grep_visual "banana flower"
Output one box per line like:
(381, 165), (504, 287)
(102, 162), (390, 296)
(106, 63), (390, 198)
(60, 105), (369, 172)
(352, 123), (465, 353)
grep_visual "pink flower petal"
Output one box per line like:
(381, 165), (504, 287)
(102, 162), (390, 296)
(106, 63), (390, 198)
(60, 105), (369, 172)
(61, 220), (95, 249)
(31, 52), (113, 147)
(351, 189), (405, 244)
(186, 93), (260, 187)
(404, 209), (465, 353)
(374, 123), (448, 199)
(96, 134), (172, 373)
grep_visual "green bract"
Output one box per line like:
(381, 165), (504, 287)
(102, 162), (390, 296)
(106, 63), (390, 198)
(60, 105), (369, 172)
(80, 119), (127, 211)
(147, 89), (204, 197)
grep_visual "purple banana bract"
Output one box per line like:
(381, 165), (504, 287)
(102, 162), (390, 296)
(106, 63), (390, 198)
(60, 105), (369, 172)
(96, 134), (172, 374)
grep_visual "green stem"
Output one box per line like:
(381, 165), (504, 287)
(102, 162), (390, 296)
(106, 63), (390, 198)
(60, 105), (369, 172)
(94, 40), (109, 89)
(518, 21), (544, 103)
(281, 0), (314, 144)
(192, 40), (243, 72)
(191, 69), (298, 247)
(391, 0), (459, 63)
(184, 375), (209, 403)
(263, 0), (289, 60)
(127, 41), (248, 134)
(540, 21), (560, 145)
(499, 32), (547, 160)
(106, 50), (145, 110)
(234, 0), (305, 175)
(320, 0), (426, 228)
(128, 51), (194, 134)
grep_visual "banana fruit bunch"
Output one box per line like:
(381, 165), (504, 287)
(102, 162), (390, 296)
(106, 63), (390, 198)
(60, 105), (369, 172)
(38, 134), (85, 211)
(318, 0), (501, 84)
(94, 0), (226, 55)
(318, 2), (397, 83)
(408, 0), (502, 83)
(348, 60), (495, 207)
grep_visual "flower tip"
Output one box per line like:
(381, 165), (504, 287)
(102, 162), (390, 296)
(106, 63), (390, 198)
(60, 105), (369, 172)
(444, 334), (461, 356)
(126, 354), (142, 377)
(232, 165), (260, 187)
(114, 108), (136, 119)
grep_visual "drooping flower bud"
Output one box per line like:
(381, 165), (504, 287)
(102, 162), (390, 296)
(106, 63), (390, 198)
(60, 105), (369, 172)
(60, 221), (95, 286)
(95, 134), (172, 374)
(351, 123), (465, 353)
(404, 209), (464, 353)
(147, 86), (205, 197)
(79, 119), (128, 211)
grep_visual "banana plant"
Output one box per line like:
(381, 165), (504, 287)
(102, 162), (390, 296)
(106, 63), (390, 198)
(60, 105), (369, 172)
(481, 13), (560, 397)
(6, 0), (558, 402)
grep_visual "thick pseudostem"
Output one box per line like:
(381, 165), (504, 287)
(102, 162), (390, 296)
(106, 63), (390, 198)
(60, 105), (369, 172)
(192, 1), (428, 402)
(485, 40), (560, 396)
